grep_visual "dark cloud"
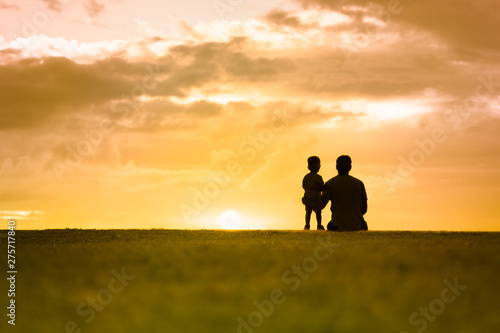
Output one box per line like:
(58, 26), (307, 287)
(118, 99), (224, 132)
(225, 52), (295, 81)
(0, 48), (21, 63)
(290, 30), (490, 100)
(0, 57), (134, 128)
(0, 39), (273, 129)
(41, 0), (62, 12)
(225, 101), (254, 115)
(168, 37), (294, 83)
(254, 3), (500, 101)
(262, 101), (352, 127)
(83, 0), (105, 18)
(296, 0), (500, 57)
(187, 100), (222, 117)
(264, 9), (310, 29)
(1, 29), (494, 133)
(0, 2), (19, 10)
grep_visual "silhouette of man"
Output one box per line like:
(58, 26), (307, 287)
(320, 155), (368, 231)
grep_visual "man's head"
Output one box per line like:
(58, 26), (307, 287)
(336, 155), (352, 174)
(307, 156), (321, 172)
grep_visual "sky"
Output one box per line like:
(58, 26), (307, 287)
(0, 0), (499, 230)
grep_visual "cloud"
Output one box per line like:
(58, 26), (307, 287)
(41, 0), (62, 12)
(1, 32), (494, 134)
(0, 1), (19, 10)
(0, 57), (137, 128)
(116, 99), (224, 132)
(83, 0), (105, 18)
(264, 9), (309, 29)
(0, 48), (21, 64)
(225, 52), (295, 81)
(187, 100), (223, 117)
(0, 38), (296, 129)
(1, 0), (499, 230)
(135, 19), (165, 38)
(296, 0), (500, 57)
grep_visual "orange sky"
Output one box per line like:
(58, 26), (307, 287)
(0, 0), (499, 230)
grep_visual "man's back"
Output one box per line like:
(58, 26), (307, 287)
(323, 174), (367, 231)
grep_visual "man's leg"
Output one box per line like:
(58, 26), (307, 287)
(361, 219), (368, 230)
(327, 221), (338, 231)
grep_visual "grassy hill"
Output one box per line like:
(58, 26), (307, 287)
(2, 230), (499, 332)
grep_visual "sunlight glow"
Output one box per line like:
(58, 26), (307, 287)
(297, 10), (352, 27)
(218, 210), (243, 229)
(365, 101), (429, 120)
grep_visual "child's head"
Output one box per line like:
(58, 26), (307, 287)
(307, 156), (321, 172)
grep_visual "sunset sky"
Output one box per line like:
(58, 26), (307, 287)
(1, 0), (499, 230)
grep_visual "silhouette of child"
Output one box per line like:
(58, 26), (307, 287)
(302, 156), (325, 230)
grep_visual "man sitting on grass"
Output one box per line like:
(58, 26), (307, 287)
(319, 155), (368, 231)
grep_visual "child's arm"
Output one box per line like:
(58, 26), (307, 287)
(319, 175), (324, 188)
(302, 174), (308, 190)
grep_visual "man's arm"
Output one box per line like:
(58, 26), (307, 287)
(318, 197), (329, 210)
(360, 182), (368, 215)
(319, 187), (330, 210)
(361, 200), (367, 215)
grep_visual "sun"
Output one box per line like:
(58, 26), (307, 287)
(218, 210), (243, 230)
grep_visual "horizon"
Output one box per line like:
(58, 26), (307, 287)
(3, 228), (500, 233)
(1, 0), (499, 231)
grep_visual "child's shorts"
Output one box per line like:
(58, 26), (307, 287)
(302, 197), (322, 212)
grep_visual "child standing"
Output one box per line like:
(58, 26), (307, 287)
(302, 156), (325, 230)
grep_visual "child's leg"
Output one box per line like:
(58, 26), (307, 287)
(305, 208), (312, 229)
(315, 209), (324, 230)
(315, 210), (322, 225)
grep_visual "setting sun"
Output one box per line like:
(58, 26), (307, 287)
(218, 210), (243, 230)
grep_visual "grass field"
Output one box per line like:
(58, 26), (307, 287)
(2, 230), (500, 333)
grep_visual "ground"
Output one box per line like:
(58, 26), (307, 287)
(2, 230), (499, 333)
